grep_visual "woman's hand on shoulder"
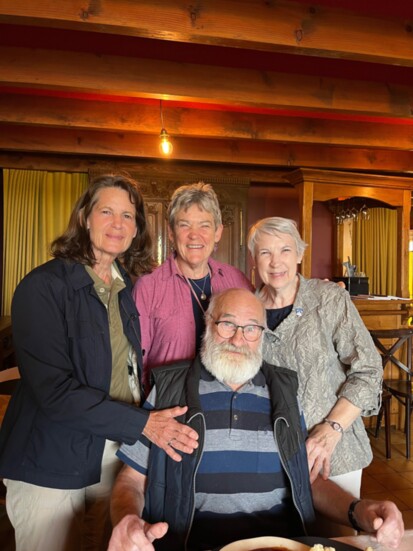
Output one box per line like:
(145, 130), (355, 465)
(322, 278), (346, 289)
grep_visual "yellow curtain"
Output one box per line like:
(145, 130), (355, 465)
(2, 169), (88, 315)
(352, 208), (397, 296)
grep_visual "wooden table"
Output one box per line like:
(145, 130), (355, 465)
(334, 529), (413, 550)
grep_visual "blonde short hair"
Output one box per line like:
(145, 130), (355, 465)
(247, 217), (307, 257)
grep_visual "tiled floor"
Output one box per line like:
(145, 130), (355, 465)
(362, 426), (413, 529)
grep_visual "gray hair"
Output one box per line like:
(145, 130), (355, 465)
(167, 182), (222, 229)
(247, 217), (308, 257)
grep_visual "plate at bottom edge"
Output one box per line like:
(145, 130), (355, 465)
(293, 536), (362, 551)
(220, 536), (311, 551)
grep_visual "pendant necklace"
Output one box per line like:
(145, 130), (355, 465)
(186, 269), (212, 312)
(189, 272), (210, 301)
(174, 258), (212, 311)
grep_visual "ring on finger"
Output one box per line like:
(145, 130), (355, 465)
(168, 438), (176, 446)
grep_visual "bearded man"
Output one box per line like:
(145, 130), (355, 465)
(109, 289), (403, 551)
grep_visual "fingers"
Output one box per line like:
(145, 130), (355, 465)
(143, 407), (199, 463)
(358, 500), (404, 549)
(306, 438), (330, 482)
(306, 424), (341, 481)
(308, 455), (328, 483)
(167, 423), (199, 453)
(145, 522), (169, 543)
(108, 515), (164, 551)
(163, 442), (183, 462)
(373, 516), (384, 531)
(373, 502), (404, 549)
(321, 456), (331, 480)
(167, 406), (199, 439)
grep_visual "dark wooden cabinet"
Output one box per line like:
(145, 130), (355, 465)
(0, 316), (16, 370)
(137, 178), (250, 273)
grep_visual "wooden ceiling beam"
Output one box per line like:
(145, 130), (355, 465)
(0, 0), (412, 66)
(0, 152), (290, 184)
(1, 124), (412, 172)
(1, 46), (412, 119)
(1, 93), (413, 150)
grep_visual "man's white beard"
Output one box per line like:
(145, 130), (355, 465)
(200, 327), (263, 386)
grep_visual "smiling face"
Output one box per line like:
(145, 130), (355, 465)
(201, 289), (265, 388)
(86, 187), (137, 264)
(254, 231), (303, 294)
(169, 203), (223, 276)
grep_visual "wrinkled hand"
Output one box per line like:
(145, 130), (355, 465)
(143, 406), (199, 462)
(306, 423), (342, 483)
(355, 499), (404, 549)
(108, 515), (168, 551)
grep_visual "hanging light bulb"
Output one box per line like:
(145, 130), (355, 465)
(159, 100), (173, 156)
(159, 128), (173, 155)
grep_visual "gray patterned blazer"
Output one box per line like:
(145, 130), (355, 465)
(262, 275), (383, 476)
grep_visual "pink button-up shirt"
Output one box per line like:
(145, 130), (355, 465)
(133, 254), (253, 390)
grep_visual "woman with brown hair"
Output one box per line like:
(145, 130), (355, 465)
(0, 174), (198, 551)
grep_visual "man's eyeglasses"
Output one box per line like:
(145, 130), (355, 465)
(214, 320), (265, 342)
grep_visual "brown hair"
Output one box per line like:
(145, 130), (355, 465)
(51, 174), (155, 276)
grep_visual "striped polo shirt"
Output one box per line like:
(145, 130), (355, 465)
(117, 366), (304, 549)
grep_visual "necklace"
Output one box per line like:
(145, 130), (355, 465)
(174, 258), (212, 311)
(188, 272), (210, 301)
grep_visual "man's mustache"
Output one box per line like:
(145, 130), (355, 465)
(217, 342), (255, 357)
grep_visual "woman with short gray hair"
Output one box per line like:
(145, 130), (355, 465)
(248, 216), (382, 536)
(134, 182), (252, 391)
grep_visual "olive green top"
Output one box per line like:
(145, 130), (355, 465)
(86, 264), (133, 404)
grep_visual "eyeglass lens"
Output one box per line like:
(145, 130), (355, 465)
(215, 321), (263, 341)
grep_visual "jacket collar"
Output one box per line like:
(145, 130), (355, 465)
(59, 258), (129, 291)
(293, 274), (321, 313)
(263, 274), (321, 336)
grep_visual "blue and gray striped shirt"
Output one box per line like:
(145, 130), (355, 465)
(117, 367), (305, 548)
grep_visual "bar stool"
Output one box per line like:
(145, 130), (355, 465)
(369, 328), (413, 459)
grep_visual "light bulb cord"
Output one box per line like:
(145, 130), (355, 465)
(160, 99), (165, 128)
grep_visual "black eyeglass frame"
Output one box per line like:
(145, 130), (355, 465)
(213, 320), (265, 342)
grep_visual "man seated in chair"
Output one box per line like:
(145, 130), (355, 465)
(109, 289), (404, 551)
